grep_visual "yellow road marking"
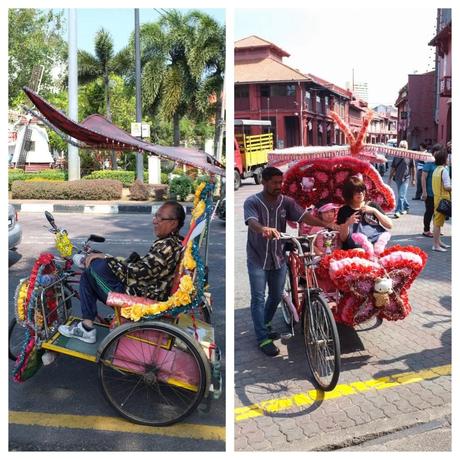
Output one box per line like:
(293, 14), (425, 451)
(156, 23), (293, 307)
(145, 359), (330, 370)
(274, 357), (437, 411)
(235, 364), (451, 422)
(9, 411), (225, 442)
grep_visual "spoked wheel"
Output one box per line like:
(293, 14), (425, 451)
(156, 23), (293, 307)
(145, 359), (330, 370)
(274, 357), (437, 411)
(98, 321), (210, 426)
(303, 291), (341, 391)
(281, 272), (295, 326)
(9, 318), (27, 361)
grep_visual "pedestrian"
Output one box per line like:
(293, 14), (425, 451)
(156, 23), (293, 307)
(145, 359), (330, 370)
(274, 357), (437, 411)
(387, 140), (415, 218)
(244, 166), (337, 356)
(421, 145), (440, 237)
(58, 201), (185, 343)
(413, 143), (428, 200)
(431, 149), (451, 252)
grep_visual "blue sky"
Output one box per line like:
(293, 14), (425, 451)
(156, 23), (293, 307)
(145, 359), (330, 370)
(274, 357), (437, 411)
(55, 8), (225, 53)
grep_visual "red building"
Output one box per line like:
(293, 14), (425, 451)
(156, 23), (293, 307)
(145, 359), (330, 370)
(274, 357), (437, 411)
(429, 9), (451, 146)
(395, 71), (437, 149)
(235, 36), (352, 148)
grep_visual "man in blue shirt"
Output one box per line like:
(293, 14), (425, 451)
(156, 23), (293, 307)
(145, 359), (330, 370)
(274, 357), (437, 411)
(244, 167), (335, 356)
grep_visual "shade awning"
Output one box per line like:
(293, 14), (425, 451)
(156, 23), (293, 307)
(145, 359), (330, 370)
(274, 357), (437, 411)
(23, 87), (225, 176)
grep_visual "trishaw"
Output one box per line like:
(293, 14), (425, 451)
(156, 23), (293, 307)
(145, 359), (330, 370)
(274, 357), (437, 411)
(267, 110), (432, 391)
(9, 87), (225, 426)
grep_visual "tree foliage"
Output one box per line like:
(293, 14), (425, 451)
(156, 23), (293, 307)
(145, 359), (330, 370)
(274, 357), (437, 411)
(8, 9), (66, 106)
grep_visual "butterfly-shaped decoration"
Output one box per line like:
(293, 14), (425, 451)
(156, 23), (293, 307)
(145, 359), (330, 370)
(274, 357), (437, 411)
(318, 246), (427, 326)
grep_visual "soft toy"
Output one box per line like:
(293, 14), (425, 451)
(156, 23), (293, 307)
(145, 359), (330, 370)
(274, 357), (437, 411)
(372, 277), (393, 308)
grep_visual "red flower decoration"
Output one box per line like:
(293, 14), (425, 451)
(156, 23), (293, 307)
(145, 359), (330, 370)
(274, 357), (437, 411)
(320, 246), (427, 326)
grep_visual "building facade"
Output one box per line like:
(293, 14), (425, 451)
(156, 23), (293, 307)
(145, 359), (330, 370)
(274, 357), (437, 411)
(429, 8), (452, 146)
(235, 36), (352, 148)
(395, 72), (437, 149)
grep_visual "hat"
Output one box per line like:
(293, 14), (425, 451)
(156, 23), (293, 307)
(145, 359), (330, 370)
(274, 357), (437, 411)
(317, 202), (340, 213)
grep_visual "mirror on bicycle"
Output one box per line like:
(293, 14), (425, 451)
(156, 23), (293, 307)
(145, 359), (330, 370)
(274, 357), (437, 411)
(89, 234), (105, 243)
(44, 211), (57, 229)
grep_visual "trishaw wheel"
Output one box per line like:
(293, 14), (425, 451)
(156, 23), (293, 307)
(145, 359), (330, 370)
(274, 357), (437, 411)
(9, 318), (27, 361)
(281, 271), (295, 326)
(303, 291), (341, 391)
(98, 321), (210, 426)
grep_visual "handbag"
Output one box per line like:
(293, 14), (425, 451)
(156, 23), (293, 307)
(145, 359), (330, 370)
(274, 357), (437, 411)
(437, 198), (451, 217)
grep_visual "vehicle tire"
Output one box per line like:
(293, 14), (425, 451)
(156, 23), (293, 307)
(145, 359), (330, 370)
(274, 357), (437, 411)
(254, 168), (263, 185)
(303, 291), (341, 391)
(98, 321), (210, 426)
(281, 271), (295, 326)
(9, 318), (27, 361)
(234, 170), (241, 190)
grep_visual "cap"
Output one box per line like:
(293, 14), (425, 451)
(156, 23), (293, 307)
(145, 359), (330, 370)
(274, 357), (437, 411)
(317, 202), (340, 213)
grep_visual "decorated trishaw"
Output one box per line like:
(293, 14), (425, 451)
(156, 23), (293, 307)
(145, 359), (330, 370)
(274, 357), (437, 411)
(9, 87), (225, 426)
(268, 110), (432, 391)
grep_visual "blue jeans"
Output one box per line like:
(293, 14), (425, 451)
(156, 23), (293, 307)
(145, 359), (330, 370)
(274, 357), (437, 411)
(79, 259), (125, 321)
(247, 260), (287, 343)
(395, 180), (410, 213)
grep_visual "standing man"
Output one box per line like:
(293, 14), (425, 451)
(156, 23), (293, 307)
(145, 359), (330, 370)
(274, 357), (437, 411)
(244, 167), (337, 356)
(387, 140), (415, 218)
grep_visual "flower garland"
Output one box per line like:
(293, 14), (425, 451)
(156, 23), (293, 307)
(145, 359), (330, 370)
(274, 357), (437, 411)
(55, 231), (73, 257)
(120, 182), (213, 322)
(13, 253), (56, 382)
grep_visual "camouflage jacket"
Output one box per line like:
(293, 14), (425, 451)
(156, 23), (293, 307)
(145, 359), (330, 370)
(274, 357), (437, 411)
(107, 232), (183, 300)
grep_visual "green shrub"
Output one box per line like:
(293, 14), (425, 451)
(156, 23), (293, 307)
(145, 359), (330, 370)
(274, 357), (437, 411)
(83, 170), (135, 187)
(11, 180), (123, 200)
(8, 169), (67, 190)
(161, 172), (169, 184)
(169, 175), (193, 201)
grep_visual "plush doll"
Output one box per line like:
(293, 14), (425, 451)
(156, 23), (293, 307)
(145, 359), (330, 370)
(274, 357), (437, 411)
(373, 277), (393, 308)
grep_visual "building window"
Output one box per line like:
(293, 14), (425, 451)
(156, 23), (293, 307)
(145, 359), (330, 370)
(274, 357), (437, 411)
(260, 85), (270, 98)
(235, 85), (249, 98)
(305, 91), (313, 111)
(287, 84), (296, 97)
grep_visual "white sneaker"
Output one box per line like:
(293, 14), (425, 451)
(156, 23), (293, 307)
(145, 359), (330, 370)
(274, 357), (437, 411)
(58, 321), (96, 344)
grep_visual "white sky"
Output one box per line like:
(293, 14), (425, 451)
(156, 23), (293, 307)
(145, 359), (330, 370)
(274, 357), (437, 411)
(235, 8), (439, 107)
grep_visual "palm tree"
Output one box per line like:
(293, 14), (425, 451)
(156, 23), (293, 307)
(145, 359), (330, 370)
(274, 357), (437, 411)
(116, 10), (225, 149)
(78, 28), (123, 169)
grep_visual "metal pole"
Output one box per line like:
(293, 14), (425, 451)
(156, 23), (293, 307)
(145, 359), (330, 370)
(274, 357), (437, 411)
(68, 9), (80, 180)
(134, 9), (144, 182)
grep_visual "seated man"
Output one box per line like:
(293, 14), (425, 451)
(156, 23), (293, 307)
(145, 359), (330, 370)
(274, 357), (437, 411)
(58, 201), (185, 343)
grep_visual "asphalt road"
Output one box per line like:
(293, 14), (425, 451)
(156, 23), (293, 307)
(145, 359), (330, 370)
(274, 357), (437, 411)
(8, 211), (226, 451)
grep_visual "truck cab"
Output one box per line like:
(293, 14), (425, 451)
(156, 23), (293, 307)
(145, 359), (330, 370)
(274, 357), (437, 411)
(234, 119), (273, 190)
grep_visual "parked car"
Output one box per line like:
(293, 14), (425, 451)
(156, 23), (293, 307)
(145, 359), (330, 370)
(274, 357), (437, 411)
(8, 204), (22, 250)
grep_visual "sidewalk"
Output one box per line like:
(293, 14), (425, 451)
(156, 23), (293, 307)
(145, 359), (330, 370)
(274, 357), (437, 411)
(9, 199), (195, 215)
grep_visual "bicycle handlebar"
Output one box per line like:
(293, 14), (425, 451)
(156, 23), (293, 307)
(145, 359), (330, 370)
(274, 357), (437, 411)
(279, 229), (339, 256)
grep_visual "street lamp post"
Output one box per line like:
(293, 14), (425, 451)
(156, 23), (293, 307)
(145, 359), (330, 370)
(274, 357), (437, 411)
(134, 9), (144, 182)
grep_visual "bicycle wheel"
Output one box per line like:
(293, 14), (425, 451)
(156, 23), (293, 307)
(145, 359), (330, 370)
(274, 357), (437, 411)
(303, 291), (341, 391)
(9, 318), (27, 361)
(281, 271), (295, 326)
(98, 321), (210, 426)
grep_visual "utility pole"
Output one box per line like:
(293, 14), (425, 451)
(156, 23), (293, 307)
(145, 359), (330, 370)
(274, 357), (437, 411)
(134, 9), (144, 182)
(68, 8), (80, 181)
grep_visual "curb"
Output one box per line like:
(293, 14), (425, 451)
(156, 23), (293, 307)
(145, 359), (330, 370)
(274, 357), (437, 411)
(11, 202), (194, 215)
